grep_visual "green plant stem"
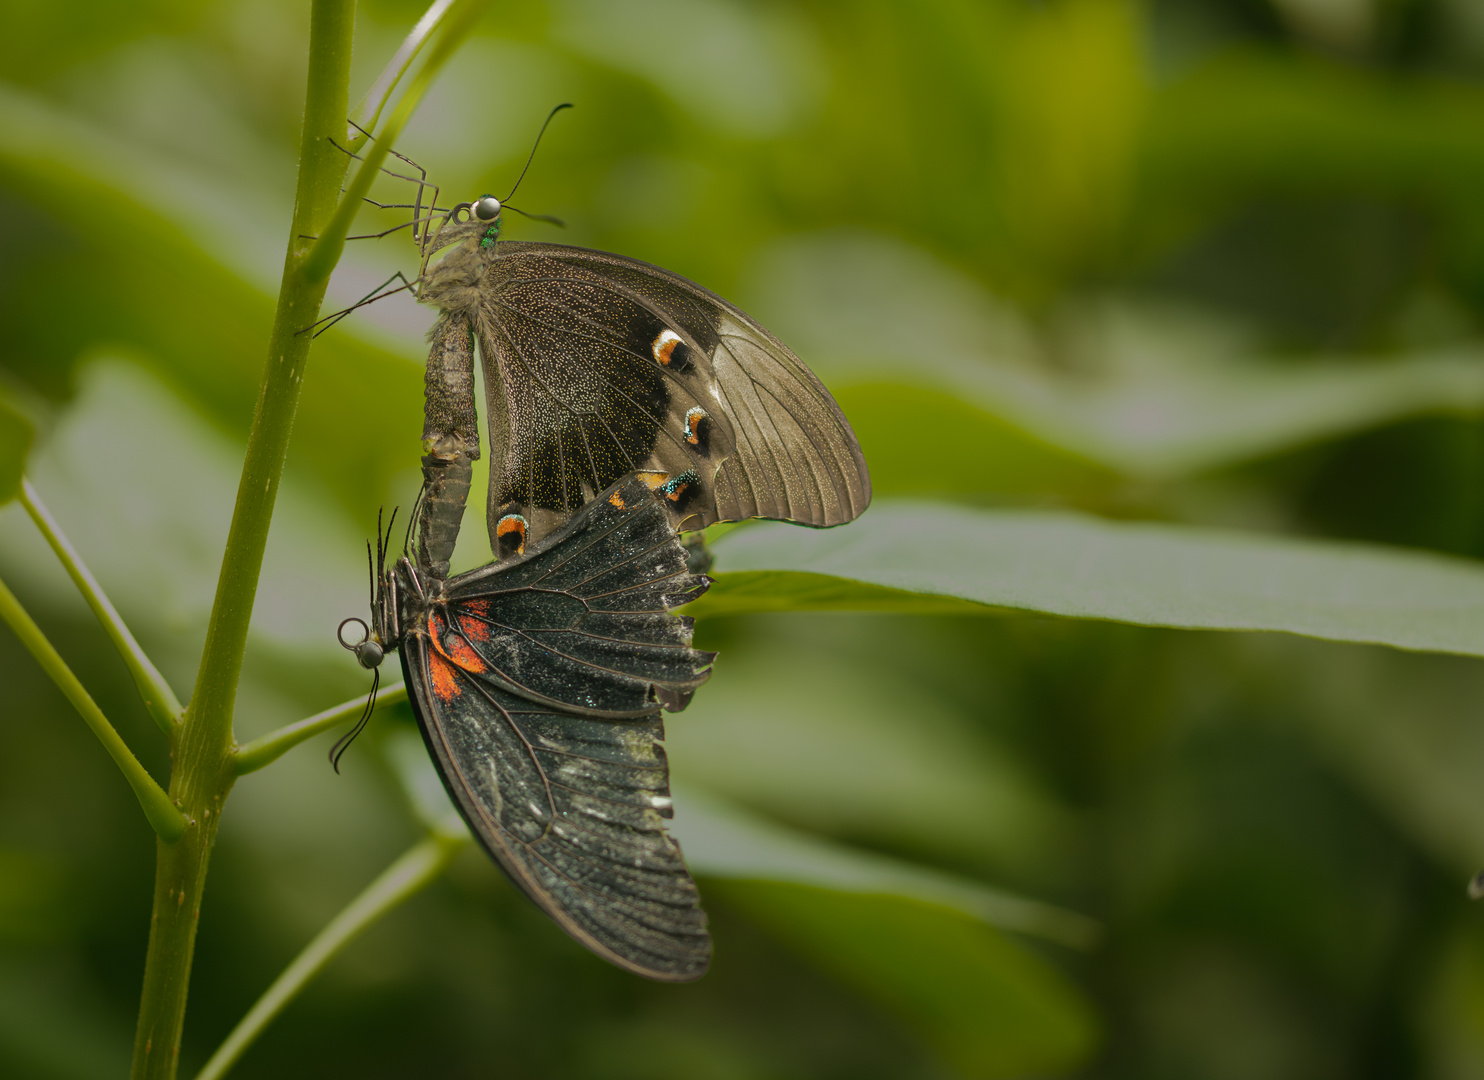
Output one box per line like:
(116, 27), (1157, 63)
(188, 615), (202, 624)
(192, 825), (468, 1080)
(348, 0), (459, 149)
(129, 2), (357, 1077)
(232, 682), (408, 775)
(302, 0), (490, 283)
(0, 575), (185, 840)
(20, 479), (183, 734)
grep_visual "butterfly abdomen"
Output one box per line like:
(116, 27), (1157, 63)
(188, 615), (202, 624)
(416, 317), (481, 578)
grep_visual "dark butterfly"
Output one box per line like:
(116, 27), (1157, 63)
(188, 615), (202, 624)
(342, 472), (716, 980)
(406, 190), (872, 562)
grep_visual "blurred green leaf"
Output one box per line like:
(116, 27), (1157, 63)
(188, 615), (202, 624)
(0, 848), (66, 943)
(835, 382), (1115, 500)
(1137, 50), (1484, 287)
(0, 82), (421, 519)
(673, 791), (1096, 948)
(715, 880), (1098, 1079)
(991, 0), (1144, 286)
(1250, 636), (1484, 875)
(754, 232), (1484, 481)
(869, 345), (1484, 480)
(668, 642), (1075, 878)
(698, 503), (1484, 657)
(0, 392), (33, 505)
(0, 960), (131, 1080)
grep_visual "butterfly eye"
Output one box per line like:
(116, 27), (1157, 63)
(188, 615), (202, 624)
(474, 195), (502, 220)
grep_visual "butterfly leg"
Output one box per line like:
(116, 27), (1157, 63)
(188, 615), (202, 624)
(299, 272), (418, 338)
(341, 123), (443, 244)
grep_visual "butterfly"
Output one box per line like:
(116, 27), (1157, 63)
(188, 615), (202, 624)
(341, 472), (717, 980)
(398, 186), (872, 563)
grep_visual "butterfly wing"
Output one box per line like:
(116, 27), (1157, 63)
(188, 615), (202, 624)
(473, 241), (871, 554)
(433, 475), (714, 715)
(395, 476), (714, 979)
(402, 641), (710, 980)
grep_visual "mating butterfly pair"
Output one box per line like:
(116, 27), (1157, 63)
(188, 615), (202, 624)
(340, 173), (869, 981)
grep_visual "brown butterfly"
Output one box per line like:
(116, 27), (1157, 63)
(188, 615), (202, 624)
(408, 188), (872, 561)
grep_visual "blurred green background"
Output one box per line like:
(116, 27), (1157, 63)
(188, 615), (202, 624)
(6, 0), (1484, 1076)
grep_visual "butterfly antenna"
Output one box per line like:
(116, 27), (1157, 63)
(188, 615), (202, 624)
(383, 506), (401, 566)
(329, 666), (379, 773)
(405, 484), (427, 556)
(504, 205), (565, 228)
(502, 103), (573, 203)
(365, 538), (377, 609)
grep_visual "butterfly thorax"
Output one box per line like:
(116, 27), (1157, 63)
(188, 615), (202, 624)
(416, 219), (502, 317)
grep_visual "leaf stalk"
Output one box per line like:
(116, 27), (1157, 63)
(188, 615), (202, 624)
(232, 682), (408, 775)
(0, 575), (185, 841)
(20, 478), (184, 734)
(192, 826), (467, 1080)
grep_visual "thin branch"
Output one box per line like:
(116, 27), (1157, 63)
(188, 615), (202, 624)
(301, 0), (492, 283)
(192, 824), (468, 1080)
(20, 479), (183, 734)
(347, 0), (459, 150)
(0, 575), (186, 841)
(232, 682), (408, 775)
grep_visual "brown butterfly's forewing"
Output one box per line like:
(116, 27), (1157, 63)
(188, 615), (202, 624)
(396, 474), (714, 980)
(418, 223), (871, 559)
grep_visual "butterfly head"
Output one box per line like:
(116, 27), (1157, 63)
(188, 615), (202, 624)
(338, 617), (385, 670)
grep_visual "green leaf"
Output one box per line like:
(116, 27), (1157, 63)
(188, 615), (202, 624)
(695, 503), (1484, 657)
(0, 83), (422, 520)
(712, 880), (1099, 1079)
(671, 791), (1097, 948)
(0, 392), (33, 505)
(835, 382), (1115, 500)
(1138, 49), (1484, 266)
(666, 645), (1076, 877)
(752, 233), (1484, 482)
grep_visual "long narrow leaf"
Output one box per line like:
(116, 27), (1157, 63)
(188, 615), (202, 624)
(696, 503), (1484, 657)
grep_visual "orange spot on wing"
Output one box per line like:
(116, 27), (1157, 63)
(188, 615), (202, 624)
(684, 406), (708, 445)
(495, 514), (527, 555)
(429, 652), (461, 703)
(429, 611), (489, 674)
(609, 491), (626, 508)
(636, 471), (669, 490)
(652, 330), (682, 365)
(458, 611), (491, 643)
(445, 634), (488, 673)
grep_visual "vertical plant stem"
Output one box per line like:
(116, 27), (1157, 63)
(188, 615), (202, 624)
(129, 2), (357, 1077)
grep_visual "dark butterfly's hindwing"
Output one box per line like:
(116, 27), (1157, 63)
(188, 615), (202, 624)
(395, 476), (714, 981)
(473, 241), (871, 555)
(437, 475), (714, 715)
(402, 641), (710, 981)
